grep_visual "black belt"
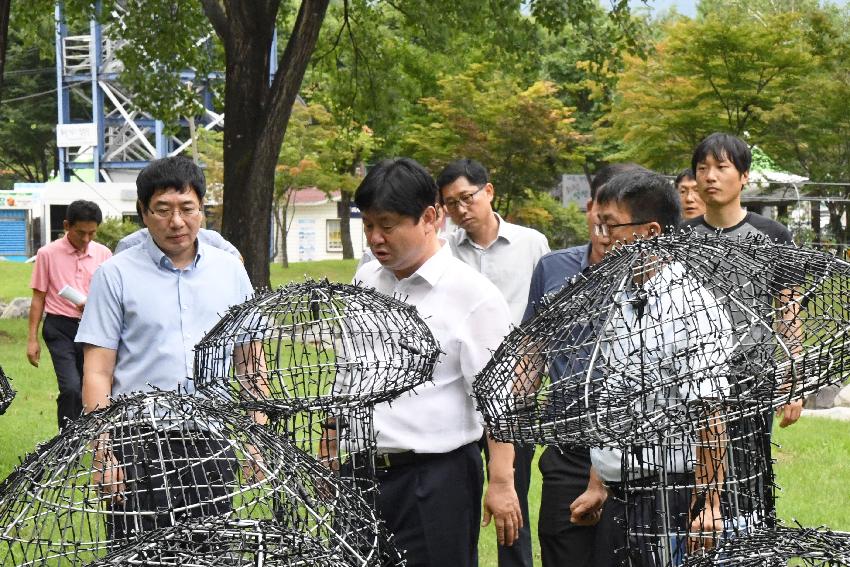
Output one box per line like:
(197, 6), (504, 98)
(375, 442), (473, 470)
(45, 313), (81, 323)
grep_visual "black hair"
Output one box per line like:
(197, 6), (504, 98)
(354, 158), (438, 220)
(65, 200), (103, 225)
(691, 132), (751, 176)
(590, 163), (646, 200)
(674, 168), (695, 187)
(435, 158), (489, 194)
(136, 156), (206, 211)
(595, 169), (681, 233)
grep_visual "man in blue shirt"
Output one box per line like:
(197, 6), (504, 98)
(76, 156), (256, 539)
(525, 163), (645, 567)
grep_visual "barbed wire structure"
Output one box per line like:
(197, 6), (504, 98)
(89, 519), (358, 566)
(680, 524), (850, 566)
(0, 365), (14, 415)
(0, 390), (403, 566)
(473, 231), (850, 566)
(194, 279), (440, 415)
(474, 231), (850, 447)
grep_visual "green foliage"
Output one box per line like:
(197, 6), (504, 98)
(401, 64), (583, 214)
(510, 192), (587, 250)
(94, 217), (141, 252)
(0, 8), (57, 185)
(603, 10), (812, 171)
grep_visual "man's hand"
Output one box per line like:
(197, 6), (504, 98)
(688, 501), (723, 553)
(26, 337), (40, 367)
(570, 484), (607, 526)
(482, 479), (523, 546)
(92, 450), (125, 505)
(76, 298), (86, 313)
(777, 399), (802, 428)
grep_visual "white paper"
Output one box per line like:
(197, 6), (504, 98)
(58, 285), (87, 306)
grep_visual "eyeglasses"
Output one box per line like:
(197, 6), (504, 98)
(147, 206), (202, 220)
(593, 221), (649, 237)
(443, 186), (485, 211)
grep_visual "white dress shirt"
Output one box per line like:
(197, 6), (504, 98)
(590, 262), (733, 482)
(354, 242), (512, 453)
(446, 214), (549, 326)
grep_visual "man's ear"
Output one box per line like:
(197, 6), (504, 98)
(647, 221), (662, 237)
(740, 170), (749, 188)
(62, 219), (70, 232)
(586, 199), (594, 212)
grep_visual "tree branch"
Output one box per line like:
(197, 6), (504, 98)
(200, 0), (229, 43)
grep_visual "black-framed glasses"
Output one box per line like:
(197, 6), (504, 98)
(593, 221), (649, 237)
(443, 186), (485, 211)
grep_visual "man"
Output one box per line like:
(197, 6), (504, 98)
(353, 157), (522, 567)
(675, 168), (705, 220)
(523, 163), (644, 567)
(76, 155), (256, 537)
(683, 132), (802, 428)
(437, 158), (548, 567)
(569, 169), (732, 567)
(27, 199), (112, 430)
(115, 202), (241, 259)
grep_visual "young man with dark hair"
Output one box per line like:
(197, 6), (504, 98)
(570, 169), (732, 567)
(437, 158), (548, 567)
(684, 132), (802, 427)
(28, 199), (111, 430)
(76, 156), (258, 536)
(524, 162), (646, 567)
(675, 168), (705, 220)
(354, 157), (522, 567)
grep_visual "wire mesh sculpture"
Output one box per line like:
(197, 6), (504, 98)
(680, 524), (850, 566)
(473, 231), (850, 567)
(474, 231), (850, 448)
(0, 365), (13, 415)
(0, 390), (403, 566)
(194, 279), (440, 415)
(90, 518), (359, 566)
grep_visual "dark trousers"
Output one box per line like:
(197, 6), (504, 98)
(107, 427), (236, 542)
(375, 442), (483, 567)
(481, 437), (535, 567)
(42, 314), (83, 430)
(538, 446), (596, 567)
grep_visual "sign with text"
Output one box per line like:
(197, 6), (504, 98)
(56, 123), (97, 147)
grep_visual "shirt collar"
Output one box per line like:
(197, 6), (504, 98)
(61, 234), (89, 256)
(456, 213), (512, 247)
(402, 239), (452, 287)
(580, 243), (592, 271)
(143, 232), (203, 270)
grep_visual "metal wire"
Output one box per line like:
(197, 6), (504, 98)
(194, 279), (441, 415)
(0, 365), (14, 415)
(0, 390), (403, 566)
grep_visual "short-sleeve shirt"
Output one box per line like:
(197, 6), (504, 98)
(76, 235), (253, 398)
(354, 242), (512, 454)
(447, 214), (550, 326)
(115, 227), (241, 259)
(30, 235), (112, 319)
(589, 262), (733, 482)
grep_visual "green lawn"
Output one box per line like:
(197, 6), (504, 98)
(1, 259), (849, 566)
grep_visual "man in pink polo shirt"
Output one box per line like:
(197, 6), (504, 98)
(27, 200), (112, 430)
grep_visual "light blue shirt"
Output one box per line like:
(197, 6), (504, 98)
(115, 227), (241, 259)
(76, 235), (254, 398)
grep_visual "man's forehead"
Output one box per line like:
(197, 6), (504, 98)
(698, 151), (732, 165)
(363, 209), (403, 221)
(150, 187), (199, 203)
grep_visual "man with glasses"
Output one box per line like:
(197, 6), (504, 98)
(437, 158), (548, 567)
(523, 163), (645, 567)
(76, 156), (257, 538)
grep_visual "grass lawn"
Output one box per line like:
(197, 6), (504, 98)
(1, 259), (849, 566)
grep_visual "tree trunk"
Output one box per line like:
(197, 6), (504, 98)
(211, 0), (330, 288)
(0, 0), (10, 99)
(339, 190), (354, 259)
(277, 205), (289, 268)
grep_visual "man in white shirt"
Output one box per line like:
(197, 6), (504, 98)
(438, 158), (549, 567)
(353, 157), (521, 567)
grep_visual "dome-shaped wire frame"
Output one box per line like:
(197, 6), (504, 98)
(90, 518), (363, 566)
(0, 390), (403, 567)
(0, 365), (14, 415)
(474, 232), (850, 447)
(680, 524), (850, 566)
(193, 280), (441, 414)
